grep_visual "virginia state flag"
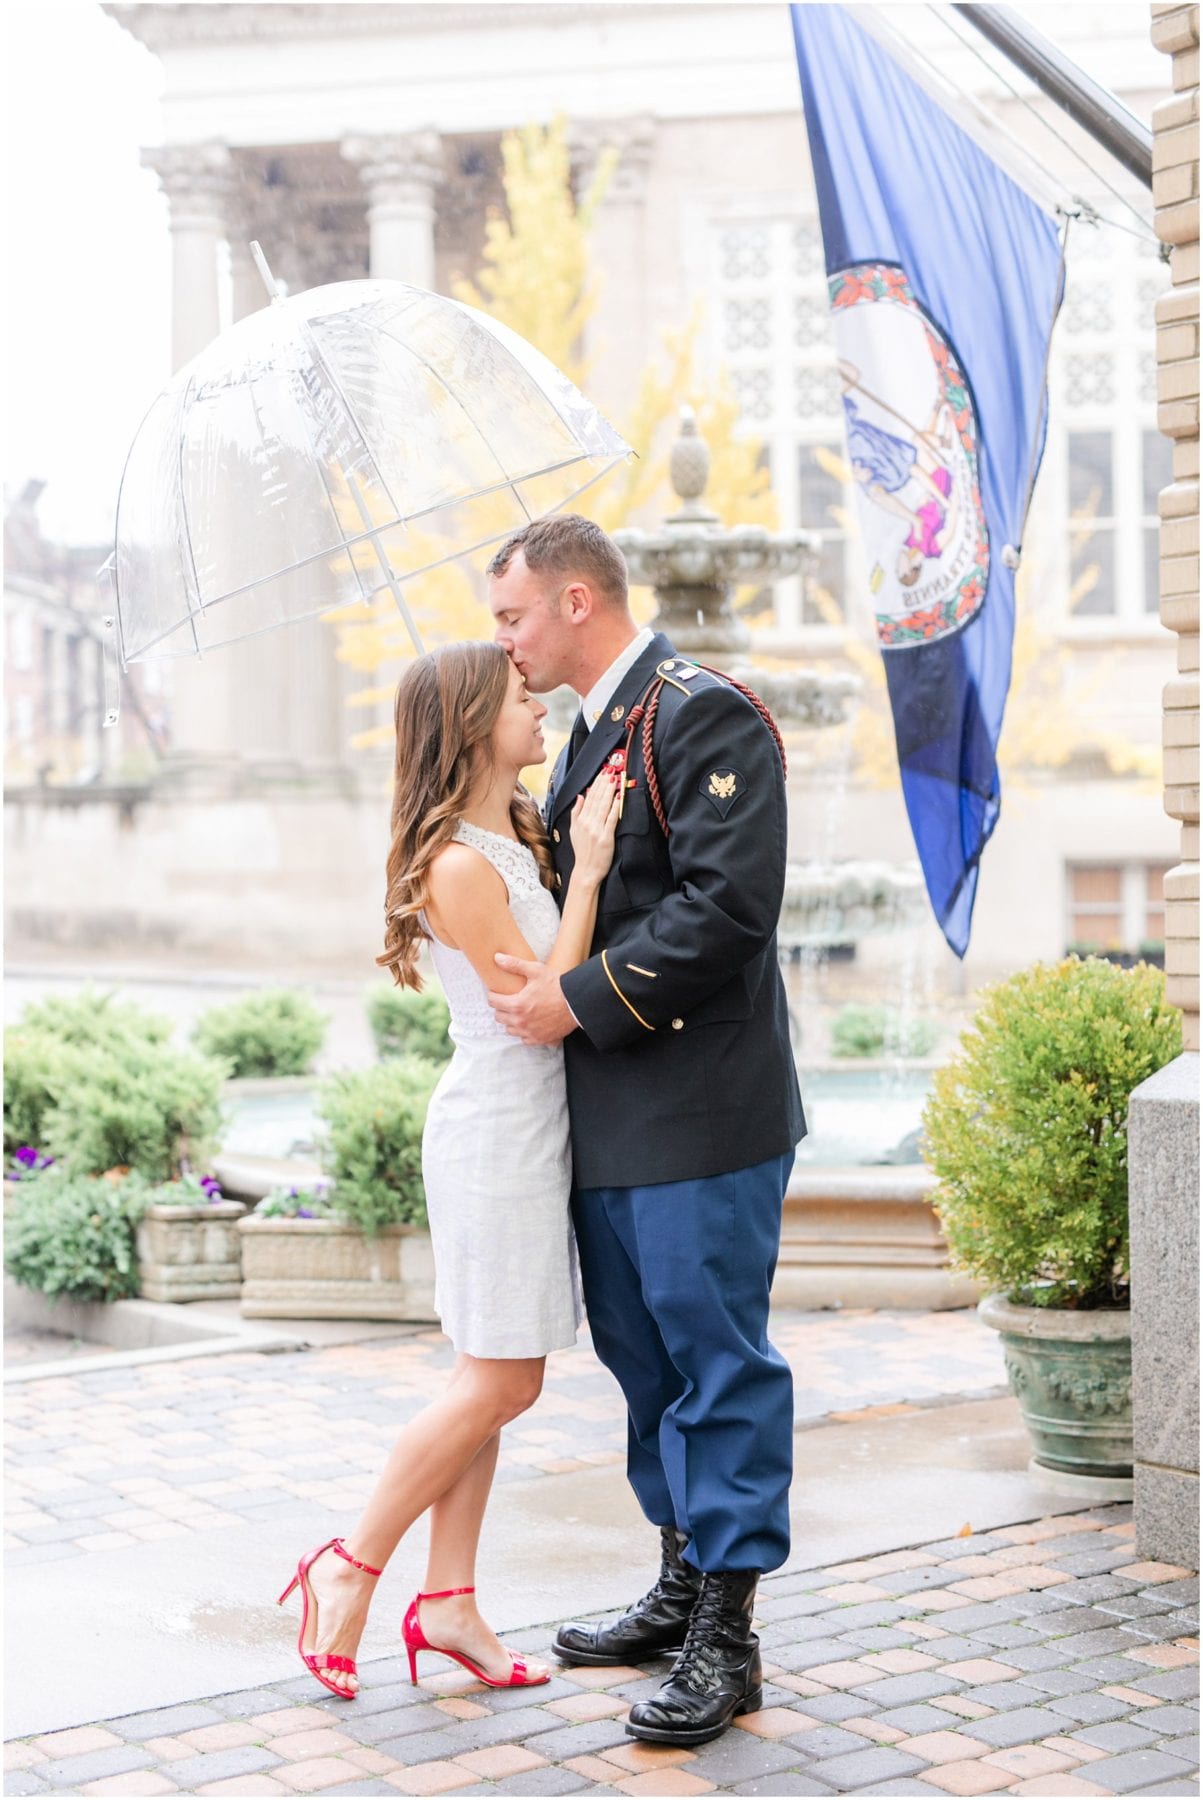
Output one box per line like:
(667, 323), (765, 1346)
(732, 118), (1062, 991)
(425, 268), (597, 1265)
(791, 4), (1064, 957)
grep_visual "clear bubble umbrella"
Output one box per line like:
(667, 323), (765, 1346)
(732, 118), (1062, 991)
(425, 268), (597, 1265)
(102, 246), (631, 722)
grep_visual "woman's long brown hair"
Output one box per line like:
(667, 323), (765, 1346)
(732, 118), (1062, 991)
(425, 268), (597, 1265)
(378, 642), (555, 990)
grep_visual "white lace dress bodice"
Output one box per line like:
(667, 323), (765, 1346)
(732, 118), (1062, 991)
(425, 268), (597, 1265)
(426, 822), (561, 1043)
(420, 820), (582, 1358)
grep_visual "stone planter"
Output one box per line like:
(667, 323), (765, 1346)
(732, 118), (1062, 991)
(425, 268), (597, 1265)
(238, 1215), (437, 1322)
(136, 1201), (248, 1302)
(979, 1293), (1133, 1478)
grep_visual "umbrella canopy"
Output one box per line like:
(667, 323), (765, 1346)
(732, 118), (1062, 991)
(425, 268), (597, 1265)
(111, 271), (631, 667)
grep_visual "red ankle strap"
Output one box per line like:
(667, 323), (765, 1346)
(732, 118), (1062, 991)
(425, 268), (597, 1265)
(418, 1585), (475, 1599)
(333, 1539), (382, 1578)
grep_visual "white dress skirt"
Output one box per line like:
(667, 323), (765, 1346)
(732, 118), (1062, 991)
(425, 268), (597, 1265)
(420, 821), (583, 1359)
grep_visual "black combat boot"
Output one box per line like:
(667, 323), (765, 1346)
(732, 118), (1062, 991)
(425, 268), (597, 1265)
(625, 1568), (762, 1745)
(553, 1526), (703, 1666)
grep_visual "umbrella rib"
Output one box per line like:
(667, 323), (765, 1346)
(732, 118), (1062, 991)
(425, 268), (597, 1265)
(175, 372), (206, 654)
(267, 357), (381, 616)
(125, 452), (627, 662)
(124, 449), (627, 662)
(354, 455), (632, 590)
(129, 452), (601, 656)
(368, 318), (529, 516)
(285, 306), (425, 653)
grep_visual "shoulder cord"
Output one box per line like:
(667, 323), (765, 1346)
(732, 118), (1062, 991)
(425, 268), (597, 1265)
(624, 666), (787, 838)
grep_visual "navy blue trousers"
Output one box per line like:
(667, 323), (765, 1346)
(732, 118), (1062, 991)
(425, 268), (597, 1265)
(571, 1153), (794, 1573)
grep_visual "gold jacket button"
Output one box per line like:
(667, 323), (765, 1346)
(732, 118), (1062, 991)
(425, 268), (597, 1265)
(552, 828), (561, 843)
(671, 1017), (684, 1031)
(555, 873), (563, 890)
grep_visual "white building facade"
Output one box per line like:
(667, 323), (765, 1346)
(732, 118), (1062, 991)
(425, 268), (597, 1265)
(5, 2), (1178, 985)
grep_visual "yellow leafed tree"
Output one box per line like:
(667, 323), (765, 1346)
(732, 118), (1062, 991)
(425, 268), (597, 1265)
(329, 117), (775, 745)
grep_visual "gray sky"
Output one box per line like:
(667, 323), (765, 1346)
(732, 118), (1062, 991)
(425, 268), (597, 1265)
(6, 2), (168, 547)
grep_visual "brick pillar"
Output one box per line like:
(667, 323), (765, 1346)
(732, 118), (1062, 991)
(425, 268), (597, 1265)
(1129, 3), (1200, 1571)
(1153, 3), (1200, 1049)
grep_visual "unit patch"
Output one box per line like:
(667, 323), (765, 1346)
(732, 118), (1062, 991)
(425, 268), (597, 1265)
(700, 767), (747, 818)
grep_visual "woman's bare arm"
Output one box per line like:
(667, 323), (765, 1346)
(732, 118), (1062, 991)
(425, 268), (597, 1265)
(424, 781), (618, 997)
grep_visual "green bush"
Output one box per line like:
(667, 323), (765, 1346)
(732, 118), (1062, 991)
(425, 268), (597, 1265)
(921, 956), (1182, 1309)
(32, 1039), (226, 1182)
(4, 1032), (68, 1160)
(4, 991), (173, 1160)
(16, 989), (172, 1050)
(831, 1003), (938, 1060)
(4, 1169), (145, 1303)
(191, 988), (327, 1078)
(367, 986), (452, 1065)
(319, 1057), (441, 1235)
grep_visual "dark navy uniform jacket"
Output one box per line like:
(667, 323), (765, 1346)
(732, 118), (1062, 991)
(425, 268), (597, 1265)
(545, 632), (806, 1189)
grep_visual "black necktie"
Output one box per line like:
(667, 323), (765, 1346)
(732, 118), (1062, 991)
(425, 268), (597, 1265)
(569, 709), (589, 764)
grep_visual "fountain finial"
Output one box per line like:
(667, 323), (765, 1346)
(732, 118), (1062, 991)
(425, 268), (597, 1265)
(668, 406), (716, 518)
(614, 410), (821, 656)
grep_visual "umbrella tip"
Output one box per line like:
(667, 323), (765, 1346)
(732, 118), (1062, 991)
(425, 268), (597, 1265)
(250, 241), (283, 303)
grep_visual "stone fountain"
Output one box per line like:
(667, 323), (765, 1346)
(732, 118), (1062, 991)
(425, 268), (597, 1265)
(614, 408), (927, 950)
(616, 409), (969, 1309)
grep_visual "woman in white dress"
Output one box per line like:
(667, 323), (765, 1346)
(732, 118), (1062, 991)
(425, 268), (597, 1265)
(278, 641), (618, 1700)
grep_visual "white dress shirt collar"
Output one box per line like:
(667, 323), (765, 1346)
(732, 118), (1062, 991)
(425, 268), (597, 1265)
(579, 627), (655, 729)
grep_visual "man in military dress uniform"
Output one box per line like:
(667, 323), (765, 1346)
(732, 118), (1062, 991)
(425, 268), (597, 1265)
(487, 514), (805, 1746)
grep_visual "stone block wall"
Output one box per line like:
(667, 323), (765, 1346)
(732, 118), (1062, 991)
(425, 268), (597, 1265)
(1153, 2), (1200, 1051)
(1132, 3), (1200, 1570)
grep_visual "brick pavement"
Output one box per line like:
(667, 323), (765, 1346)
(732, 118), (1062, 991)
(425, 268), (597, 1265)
(4, 1506), (1198, 1796)
(5, 1312), (1006, 1560)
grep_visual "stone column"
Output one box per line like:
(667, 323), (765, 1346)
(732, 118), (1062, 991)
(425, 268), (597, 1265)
(568, 116), (656, 419)
(341, 132), (442, 287)
(142, 144), (246, 779)
(142, 142), (233, 371)
(1129, 2), (1200, 1571)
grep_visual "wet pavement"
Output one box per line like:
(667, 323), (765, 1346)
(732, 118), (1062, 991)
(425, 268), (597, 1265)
(4, 1306), (1198, 1794)
(4, 1505), (1198, 1797)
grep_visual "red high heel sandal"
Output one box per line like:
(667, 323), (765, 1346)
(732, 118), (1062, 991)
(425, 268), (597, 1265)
(277, 1537), (382, 1699)
(403, 1585), (549, 1689)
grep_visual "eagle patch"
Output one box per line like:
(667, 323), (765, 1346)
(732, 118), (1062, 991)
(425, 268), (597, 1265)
(700, 767), (747, 818)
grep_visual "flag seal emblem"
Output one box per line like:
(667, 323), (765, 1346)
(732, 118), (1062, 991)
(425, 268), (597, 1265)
(830, 262), (990, 650)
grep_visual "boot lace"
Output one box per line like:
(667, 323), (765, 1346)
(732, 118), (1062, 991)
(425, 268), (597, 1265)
(628, 1529), (690, 1617)
(672, 1577), (730, 1695)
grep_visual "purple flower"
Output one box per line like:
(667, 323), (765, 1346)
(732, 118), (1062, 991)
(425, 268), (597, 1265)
(11, 1147), (54, 1178)
(296, 1206), (314, 1219)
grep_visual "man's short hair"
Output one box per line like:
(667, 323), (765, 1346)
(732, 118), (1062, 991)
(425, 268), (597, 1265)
(485, 514), (629, 609)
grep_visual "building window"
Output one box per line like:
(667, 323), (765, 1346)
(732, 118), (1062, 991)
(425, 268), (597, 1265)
(1067, 862), (1170, 955)
(798, 445), (848, 625)
(711, 213), (846, 630)
(1068, 430), (1116, 616)
(1054, 222), (1170, 627)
